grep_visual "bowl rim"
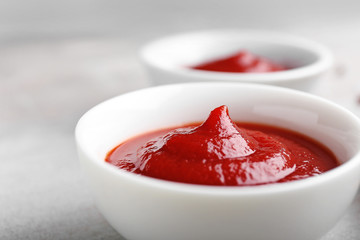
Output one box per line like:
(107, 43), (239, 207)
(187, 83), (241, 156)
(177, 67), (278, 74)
(76, 83), (360, 195)
(140, 29), (334, 83)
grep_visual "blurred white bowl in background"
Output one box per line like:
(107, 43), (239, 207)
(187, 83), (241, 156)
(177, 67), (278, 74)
(140, 30), (333, 91)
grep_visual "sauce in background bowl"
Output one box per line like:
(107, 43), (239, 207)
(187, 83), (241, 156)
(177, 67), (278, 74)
(192, 50), (287, 73)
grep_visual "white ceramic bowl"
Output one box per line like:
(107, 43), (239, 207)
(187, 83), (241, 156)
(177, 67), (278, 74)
(140, 30), (333, 91)
(76, 83), (360, 240)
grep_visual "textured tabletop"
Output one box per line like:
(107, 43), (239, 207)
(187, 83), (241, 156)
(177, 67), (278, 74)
(1, 1), (360, 239)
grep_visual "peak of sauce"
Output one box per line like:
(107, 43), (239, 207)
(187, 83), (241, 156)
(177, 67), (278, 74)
(106, 106), (339, 186)
(191, 50), (287, 73)
(164, 106), (257, 160)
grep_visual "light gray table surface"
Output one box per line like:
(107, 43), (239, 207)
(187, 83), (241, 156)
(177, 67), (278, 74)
(1, 1), (360, 239)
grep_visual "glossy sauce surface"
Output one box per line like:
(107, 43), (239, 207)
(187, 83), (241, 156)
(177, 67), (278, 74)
(192, 50), (287, 73)
(106, 106), (338, 186)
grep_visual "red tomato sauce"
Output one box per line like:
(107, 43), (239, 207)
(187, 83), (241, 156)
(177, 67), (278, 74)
(106, 106), (339, 186)
(191, 50), (287, 73)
